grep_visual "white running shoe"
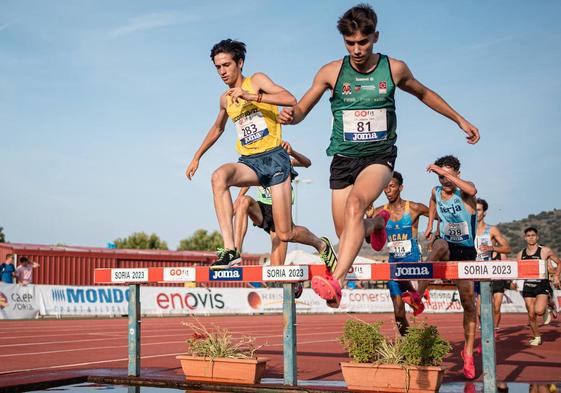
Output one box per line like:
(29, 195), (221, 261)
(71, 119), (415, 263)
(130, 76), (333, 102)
(544, 307), (552, 325)
(529, 336), (542, 346)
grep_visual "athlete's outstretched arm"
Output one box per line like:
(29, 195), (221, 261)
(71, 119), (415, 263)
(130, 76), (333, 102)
(281, 140), (311, 168)
(426, 164), (477, 197)
(489, 227), (512, 255)
(411, 201), (430, 220)
(227, 72), (296, 107)
(543, 247), (561, 288)
(185, 95), (229, 180)
(423, 189), (438, 239)
(390, 58), (479, 145)
(278, 61), (339, 125)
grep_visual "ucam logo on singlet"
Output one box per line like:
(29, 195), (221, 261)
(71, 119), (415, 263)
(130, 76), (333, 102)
(209, 268), (243, 281)
(390, 263), (433, 280)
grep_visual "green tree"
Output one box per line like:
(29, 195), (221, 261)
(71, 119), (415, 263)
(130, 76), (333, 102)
(0, 227), (5, 243)
(177, 229), (223, 251)
(114, 232), (168, 250)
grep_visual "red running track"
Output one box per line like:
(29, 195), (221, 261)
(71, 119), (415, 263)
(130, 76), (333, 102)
(0, 313), (560, 388)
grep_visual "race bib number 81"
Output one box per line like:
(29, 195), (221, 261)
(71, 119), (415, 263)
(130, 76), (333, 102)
(343, 109), (387, 142)
(235, 110), (269, 146)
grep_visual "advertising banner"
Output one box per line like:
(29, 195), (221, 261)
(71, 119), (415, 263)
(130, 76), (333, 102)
(0, 283), (40, 319)
(1, 284), (558, 319)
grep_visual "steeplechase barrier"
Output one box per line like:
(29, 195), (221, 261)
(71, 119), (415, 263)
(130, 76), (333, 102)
(94, 259), (548, 393)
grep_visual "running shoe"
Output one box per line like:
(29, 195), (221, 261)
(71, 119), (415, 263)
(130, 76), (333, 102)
(311, 274), (342, 309)
(423, 288), (432, 305)
(319, 236), (338, 273)
(461, 349), (476, 379)
(529, 336), (542, 346)
(552, 307), (558, 319)
(293, 282), (304, 299)
(544, 307), (552, 325)
(370, 210), (390, 251)
(401, 291), (425, 316)
(210, 248), (241, 270)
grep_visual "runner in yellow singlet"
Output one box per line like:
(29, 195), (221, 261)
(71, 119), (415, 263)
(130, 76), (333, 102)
(185, 39), (337, 269)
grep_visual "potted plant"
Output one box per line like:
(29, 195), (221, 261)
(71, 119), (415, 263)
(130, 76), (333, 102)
(176, 320), (268, 384)
(339, 319), (451, 393)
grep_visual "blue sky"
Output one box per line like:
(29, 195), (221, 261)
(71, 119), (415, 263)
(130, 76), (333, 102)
(1, 1), (560, 253)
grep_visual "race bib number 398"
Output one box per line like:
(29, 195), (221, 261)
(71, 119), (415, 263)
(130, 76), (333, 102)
(342, 109), (387, 142)
(235, 110), (269, 146)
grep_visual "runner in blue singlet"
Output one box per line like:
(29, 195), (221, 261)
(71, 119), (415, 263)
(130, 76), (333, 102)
(366, 171), (428, 335)
(421, 155), (478, 380)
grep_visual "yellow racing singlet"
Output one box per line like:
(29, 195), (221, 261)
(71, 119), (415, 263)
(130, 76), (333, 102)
(226, 76), (282, 156)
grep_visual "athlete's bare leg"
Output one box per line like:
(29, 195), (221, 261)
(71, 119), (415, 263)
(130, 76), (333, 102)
(331, 164), (392, 283)
(456, 280), (477, 356)
(331, 186), (353, 237)
(212, 163), (262, 249)
(269, 231), (288, 266)
(417, 239), (451, 295)
(233, 196), (264, 252)
(391, 295), (409, 336)
(270, 177), (325, 252)
(493, 292), (504, 328)
(525, 295), (548, 337)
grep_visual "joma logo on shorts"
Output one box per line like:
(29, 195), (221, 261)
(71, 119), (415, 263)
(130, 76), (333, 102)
(390, 263), (433, 279)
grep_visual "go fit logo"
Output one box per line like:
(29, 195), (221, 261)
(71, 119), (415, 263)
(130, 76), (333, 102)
(156, 291), (224, 310)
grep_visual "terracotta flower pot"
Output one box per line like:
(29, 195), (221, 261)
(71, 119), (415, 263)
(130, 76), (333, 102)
(341, 362), (445, 393)
(176, 355), (268, 384)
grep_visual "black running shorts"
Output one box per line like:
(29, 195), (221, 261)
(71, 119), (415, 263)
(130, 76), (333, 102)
(329, 146), (397, 190)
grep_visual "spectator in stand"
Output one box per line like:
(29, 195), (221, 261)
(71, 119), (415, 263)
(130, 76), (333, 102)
(1, 254), (16, 284)
(15, 256), (40, 285)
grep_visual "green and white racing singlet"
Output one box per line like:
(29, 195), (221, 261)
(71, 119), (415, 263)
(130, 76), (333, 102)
(328, 54), (397, 157)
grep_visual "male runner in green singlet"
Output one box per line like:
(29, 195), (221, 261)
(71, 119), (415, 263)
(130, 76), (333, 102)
(278, 4), (479, 308)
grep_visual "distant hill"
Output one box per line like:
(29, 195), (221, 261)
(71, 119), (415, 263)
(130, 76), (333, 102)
(338, 208), (561, 259)
(497, 208), (561, 256)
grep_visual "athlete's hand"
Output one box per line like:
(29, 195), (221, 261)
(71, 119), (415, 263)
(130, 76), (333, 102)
(278, 107), (294, 124)
(185, 158), (199, 180)
(426, 164), (444, 176)
(281, 140), (293, 154)
(227, 87), (253, 104)
(459, 119), (479, 144)
(423, 226), (433, 240)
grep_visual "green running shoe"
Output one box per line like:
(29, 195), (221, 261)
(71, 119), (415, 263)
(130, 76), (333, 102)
(319, 237), (338, 273)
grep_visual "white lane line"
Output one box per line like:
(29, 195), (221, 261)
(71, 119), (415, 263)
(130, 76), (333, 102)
(0, 352), (184, 375)
(0, 340), (187, 358)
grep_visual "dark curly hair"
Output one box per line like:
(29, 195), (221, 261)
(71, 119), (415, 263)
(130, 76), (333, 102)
(210, 39), (246, 64)
(434, 155), (461, 171)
